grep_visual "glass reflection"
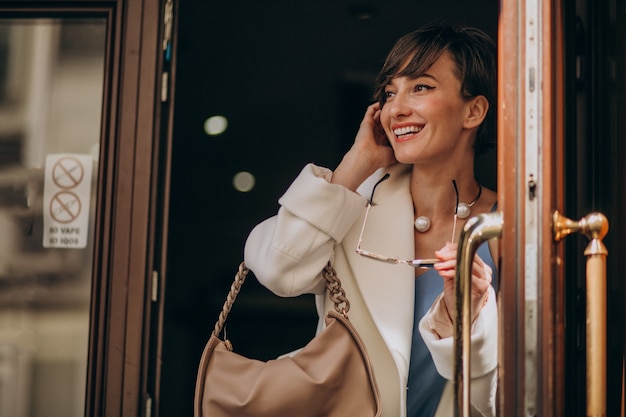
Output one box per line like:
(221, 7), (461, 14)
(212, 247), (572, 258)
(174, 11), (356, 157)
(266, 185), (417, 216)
(0, 18), (105, 417)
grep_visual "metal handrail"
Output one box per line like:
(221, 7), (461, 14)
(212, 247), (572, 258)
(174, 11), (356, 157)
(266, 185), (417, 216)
(553, 210), (609, 417)
(453, 211), (503, 417)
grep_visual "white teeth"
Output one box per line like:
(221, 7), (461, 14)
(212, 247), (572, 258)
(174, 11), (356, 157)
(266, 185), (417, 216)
(393, 125), (423, 136)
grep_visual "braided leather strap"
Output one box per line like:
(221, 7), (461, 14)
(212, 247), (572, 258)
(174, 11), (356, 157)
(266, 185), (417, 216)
(213, 262), (249, 337)
(213, 261), (349, 337)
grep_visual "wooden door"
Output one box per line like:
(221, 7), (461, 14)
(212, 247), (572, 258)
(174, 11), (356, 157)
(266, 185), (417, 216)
(497, 0), (625, 416)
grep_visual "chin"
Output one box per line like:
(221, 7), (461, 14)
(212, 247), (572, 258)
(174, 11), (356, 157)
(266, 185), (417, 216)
(392, 152), (418, 165)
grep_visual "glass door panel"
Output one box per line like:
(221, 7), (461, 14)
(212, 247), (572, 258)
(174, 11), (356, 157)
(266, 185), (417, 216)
(0, 18), (105, 417)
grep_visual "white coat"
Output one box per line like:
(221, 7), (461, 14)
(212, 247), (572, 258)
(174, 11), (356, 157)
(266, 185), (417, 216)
(244, 163), (497, 417)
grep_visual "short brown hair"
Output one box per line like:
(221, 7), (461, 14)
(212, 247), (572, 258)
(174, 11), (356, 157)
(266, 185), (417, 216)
(373, 25), (497, 154)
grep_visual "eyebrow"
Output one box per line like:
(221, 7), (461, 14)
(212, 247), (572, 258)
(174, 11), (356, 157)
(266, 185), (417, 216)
(384, 72), (440, 91)
(414, 72), (438, 82)
(387, 72), (439, 86)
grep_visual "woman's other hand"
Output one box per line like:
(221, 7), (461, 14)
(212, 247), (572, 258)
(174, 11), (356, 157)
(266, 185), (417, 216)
(434, 243), (492, 322)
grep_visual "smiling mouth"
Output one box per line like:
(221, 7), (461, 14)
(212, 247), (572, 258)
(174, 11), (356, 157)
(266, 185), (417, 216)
(393, 125), (423, 139)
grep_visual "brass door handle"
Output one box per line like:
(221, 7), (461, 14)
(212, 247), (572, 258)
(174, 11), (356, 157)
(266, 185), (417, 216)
(553, 210), (609, 417)
(453, 211), (503, 417)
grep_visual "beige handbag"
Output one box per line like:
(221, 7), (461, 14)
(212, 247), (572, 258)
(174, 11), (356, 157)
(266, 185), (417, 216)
(194, 262), (381, 417)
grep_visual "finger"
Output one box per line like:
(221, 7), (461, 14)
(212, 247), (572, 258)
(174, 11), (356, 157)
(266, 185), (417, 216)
(435, 246), (456, 261)
(471, 257), (492, 284)
(434, 258), (456, 273)
(373, 109), (382, 124)
(366, 102), (380, 116)
(443, 242), (457, 252)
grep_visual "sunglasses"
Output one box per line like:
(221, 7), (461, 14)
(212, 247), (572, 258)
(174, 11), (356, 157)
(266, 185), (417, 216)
(355, 173), (454, 268)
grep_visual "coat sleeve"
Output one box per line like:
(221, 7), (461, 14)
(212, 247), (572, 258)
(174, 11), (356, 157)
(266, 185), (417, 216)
(243, 163), (367, 297)
(418, 286), (498, 417)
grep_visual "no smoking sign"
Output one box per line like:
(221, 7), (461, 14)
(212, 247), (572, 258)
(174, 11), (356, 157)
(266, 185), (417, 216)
(43, 154), (93, 248)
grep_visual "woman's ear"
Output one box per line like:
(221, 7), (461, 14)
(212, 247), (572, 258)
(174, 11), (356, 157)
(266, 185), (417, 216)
(463, 95), (489, 129)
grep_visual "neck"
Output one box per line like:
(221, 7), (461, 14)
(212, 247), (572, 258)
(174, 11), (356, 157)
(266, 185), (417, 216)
(410, 170), (482, 235)
(410, 172), (479, 215)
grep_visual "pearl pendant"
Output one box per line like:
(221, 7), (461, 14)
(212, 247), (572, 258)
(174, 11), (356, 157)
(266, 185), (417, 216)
(414, 182), (482, 232)
(414, 216), (431, 232)
(456, 202), (471, 219)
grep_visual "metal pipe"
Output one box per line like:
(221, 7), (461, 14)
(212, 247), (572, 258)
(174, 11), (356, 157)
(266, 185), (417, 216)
(552, 210), (608, 417)
(453, 211), (503, 417)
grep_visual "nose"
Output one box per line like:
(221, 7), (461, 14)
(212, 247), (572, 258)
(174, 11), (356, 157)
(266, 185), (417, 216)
(385, 93), (411, 118)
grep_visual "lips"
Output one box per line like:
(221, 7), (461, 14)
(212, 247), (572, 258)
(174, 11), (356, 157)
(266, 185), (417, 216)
(393, 124), (424, 141)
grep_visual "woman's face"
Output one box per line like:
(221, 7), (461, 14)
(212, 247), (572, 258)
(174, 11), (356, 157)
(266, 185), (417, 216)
(379, 52), (474, 165)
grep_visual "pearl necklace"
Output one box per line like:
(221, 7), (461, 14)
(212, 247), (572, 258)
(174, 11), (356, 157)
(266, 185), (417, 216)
(414, 182), (483, 232)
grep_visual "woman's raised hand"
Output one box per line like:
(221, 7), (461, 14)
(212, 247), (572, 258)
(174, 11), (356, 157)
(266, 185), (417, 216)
(355, 103), (396, 162)
(332, 102), (397, 191)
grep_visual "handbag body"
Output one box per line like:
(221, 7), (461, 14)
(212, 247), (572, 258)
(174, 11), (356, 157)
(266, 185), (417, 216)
(194, 262), (381, 417)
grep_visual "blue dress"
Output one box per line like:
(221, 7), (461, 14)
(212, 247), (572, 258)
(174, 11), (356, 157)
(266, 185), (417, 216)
(406, 241), (497, 417)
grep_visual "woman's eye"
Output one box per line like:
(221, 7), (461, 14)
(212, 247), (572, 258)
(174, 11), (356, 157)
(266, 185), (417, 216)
(414, 84), (432, 92)
(384, 90), (395, 98)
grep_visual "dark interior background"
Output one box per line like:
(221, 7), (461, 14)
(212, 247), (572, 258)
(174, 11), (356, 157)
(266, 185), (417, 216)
(159, 1), (498, 415)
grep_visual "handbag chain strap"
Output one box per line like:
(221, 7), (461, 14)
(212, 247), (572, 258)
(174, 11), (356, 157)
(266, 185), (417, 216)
(322, 262), (350, 316)
(213, 261), (350, 338)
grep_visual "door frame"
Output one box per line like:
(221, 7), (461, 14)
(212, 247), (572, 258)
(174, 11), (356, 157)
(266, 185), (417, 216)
(0, 1), (170, 415)
(497, 0), (565, 415)
(85, 0), (170, 415)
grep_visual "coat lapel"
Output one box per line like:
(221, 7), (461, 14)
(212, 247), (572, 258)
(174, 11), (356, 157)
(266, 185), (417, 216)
(344, 163), (416, 377)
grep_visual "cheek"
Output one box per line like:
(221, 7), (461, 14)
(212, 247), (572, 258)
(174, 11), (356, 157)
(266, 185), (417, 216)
(431, 98), (467, 121)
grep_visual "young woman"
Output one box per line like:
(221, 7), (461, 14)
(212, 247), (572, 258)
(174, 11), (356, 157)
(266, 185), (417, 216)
(244, 25), (498, 417)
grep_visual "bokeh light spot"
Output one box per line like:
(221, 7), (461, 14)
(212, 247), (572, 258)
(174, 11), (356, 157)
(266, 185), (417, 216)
(204, 115), (228, 136)
(233, 171), (255, 192)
